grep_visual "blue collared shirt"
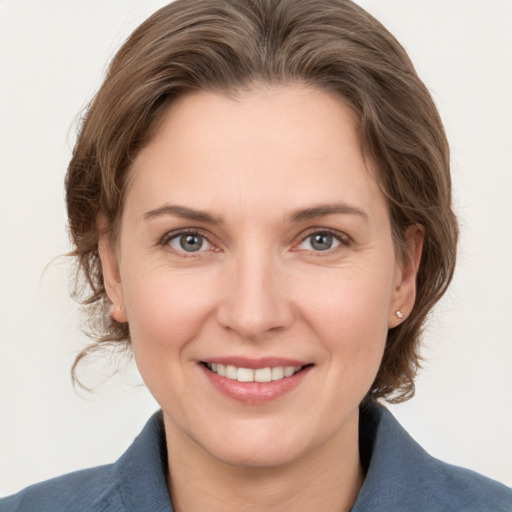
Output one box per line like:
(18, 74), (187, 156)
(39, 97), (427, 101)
(2, 404), (511, 511)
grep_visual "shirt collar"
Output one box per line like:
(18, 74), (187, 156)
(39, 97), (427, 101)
(352, 402), (435, 511)
(115, 410), (174, 512)
(112, 403), (446, 512)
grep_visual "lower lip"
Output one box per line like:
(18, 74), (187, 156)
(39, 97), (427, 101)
(200, 365), (312, 404)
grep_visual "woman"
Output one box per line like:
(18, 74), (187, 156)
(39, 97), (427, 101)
(1, 0), (510, 510)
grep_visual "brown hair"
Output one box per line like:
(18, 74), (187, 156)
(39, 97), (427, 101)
(67, 0), (458, 402)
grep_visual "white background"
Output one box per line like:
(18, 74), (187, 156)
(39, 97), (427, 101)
(0, 0), (511, 496)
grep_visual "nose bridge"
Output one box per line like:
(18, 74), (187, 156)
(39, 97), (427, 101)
(217, 241), (293, 340)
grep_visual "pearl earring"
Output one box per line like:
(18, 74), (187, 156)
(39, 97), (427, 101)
(395, 310), (404, 319)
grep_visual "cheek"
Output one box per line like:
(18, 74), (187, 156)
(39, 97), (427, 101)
(121, 268), (220, 410)
(295, 264), (393, 370)
(311, 290), (388, 404)
(299, 262), (393, 329)
(121, 266), (218, 356)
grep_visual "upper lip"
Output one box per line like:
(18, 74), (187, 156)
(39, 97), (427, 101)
(200, 357), (311, 369)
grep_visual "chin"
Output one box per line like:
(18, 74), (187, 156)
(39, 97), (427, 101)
(206, 436), (309, 469)
(190, 415), (342, 470)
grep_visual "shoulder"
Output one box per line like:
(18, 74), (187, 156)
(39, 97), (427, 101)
(0, 412), (172, 512)
(0, 464), (124, 512)
(353, 403), (512, 512)
(420, 456), (512, 511)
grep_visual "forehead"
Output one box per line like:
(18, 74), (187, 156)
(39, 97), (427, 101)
(126, 84), (387, 224)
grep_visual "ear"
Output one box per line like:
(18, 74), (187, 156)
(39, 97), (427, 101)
(388, 225), (424, 328)
(97, 215), (127, 323)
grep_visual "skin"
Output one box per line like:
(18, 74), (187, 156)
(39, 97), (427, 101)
(100, 84), (422, 512)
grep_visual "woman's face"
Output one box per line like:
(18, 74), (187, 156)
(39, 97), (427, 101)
(101, 85), (419, 467)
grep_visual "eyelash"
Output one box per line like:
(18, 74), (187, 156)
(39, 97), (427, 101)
(295, 228), (351, 254)
(159, 228), (351, 256)
(159, 229), (216, 257)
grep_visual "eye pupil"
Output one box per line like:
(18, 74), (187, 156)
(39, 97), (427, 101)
(180, 234), (203, 252)
(311, 233), (333, 251)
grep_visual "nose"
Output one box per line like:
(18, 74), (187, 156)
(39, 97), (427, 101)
(216, 249), (295, 341)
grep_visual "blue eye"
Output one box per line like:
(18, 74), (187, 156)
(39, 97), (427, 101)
(300, 232), (342, 251)
(167, 232), (211, 253)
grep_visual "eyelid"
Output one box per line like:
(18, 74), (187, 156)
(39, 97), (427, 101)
(158, 226), (350, 254)
(293, 227), (351, 251)
(159, 228), (218, 255)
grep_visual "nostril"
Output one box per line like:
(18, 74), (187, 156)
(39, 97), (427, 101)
(216, 302), (295, 341)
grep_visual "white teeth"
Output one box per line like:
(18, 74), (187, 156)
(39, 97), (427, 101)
(206, 363), (303, 382)
(271, 367), (284, 380)
(226, 365), (237, 379)
(284, 366), (296, 377)
(237, 367), (254, 382)
(254, 367), (272, 383)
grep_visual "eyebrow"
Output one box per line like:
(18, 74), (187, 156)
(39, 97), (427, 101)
(143, 204), (223, 224)
(143, 202), (369, 225)
(288, 202), (369, 223)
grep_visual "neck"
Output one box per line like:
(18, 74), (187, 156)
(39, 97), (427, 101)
(164, 412), (364, 512)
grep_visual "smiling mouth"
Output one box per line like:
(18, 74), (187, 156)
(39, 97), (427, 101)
(203, 362), (308, 383)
